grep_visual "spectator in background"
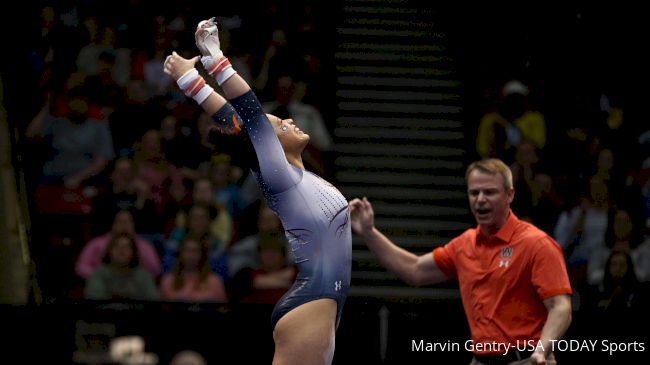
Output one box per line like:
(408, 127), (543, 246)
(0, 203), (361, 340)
(91, 158), (151, 231)
(26, 84), (115, 189)
(509, 141), (541, 217)
(209, 154), (246, 221)
(132, 129), (185, 224)
(91, 157), (167, 255)
(29, 6), (61, 91)
(160, 235), (228, 303)
(108, 79), (165, 157)
(229, 204), (284, 272)
(554, 176), (611, 309)
(84, 233), (160, 301)
(143, 33), (174, 96)
(592, 148), (618, 188)
(640, 154), (650, 231)
(476, 79), (546, 162)
(554, 176), (610, 268)
(29, 5), (86, 93)
(262, 75), (332, 151)
(76, 209), (160, 280)
(228, 204), (287, 299)
(583, 249), (648, 356)
(252, 28), (310, 102)
(589, 147), (644, 215)
(178, 112), (220, 180)
(174, 177), (233, 246)
(238, 231), (296, 305)
(590, 250), (640, 313)
(165, 204), (229, 282)
(159, 114), (193, 170)
(587, 207), (644, 286)
(525, 172), (563, 235)
(634, 236), (650, 283)
(83, 50), (125, 113)
(76, 24), (130, 86)
(595, 93), (641, 175)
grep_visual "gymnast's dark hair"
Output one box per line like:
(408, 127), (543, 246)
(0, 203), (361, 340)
(207, 128), (260, 172)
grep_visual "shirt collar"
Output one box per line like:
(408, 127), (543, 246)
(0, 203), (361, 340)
(476, 210), (518, 244)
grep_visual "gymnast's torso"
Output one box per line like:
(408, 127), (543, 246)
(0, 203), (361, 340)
(229, 91), (352, 328)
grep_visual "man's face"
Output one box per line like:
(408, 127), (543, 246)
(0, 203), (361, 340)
(467, 169), (514, 236)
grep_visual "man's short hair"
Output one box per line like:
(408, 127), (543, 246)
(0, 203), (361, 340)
(465, 158), (513, 190)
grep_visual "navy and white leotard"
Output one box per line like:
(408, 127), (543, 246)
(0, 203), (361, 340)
(228, 91), (351, 330)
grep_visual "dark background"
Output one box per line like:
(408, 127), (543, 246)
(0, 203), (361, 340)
(1, 2), (649, 364)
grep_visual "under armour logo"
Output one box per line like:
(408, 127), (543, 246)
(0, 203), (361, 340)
(500, 247), (513, 258)
(334, 280), (342, 291)
(499, 247), (512, 268)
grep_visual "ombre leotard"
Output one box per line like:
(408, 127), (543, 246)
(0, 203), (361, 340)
(224, 91), (351, 330)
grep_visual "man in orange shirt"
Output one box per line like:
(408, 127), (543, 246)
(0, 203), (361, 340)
(349, 158), (572, 365)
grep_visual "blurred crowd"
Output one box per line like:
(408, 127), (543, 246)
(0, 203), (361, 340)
(7, 2), (649, 324)
(15, 1), (332, 305)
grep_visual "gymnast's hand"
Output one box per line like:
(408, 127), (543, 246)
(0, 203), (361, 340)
(349, 197), (375, 236)
(195, 18), (223, 58)
(163, 51), (200, 81)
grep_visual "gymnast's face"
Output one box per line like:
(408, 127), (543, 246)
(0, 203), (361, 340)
(467, 169), (514, 237)
(267, 114), (309, 153)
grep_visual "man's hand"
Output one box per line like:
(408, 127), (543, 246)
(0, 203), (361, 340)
(349, 197), (375, 236)
(163, 52), (200, 81)
(529, 350), (546, 365)
(195, 18), (223, 58)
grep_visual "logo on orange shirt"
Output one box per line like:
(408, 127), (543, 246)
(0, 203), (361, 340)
(501, 247), (512, 258)
(499, 247), (512, 268)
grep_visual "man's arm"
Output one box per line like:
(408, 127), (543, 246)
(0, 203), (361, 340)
(63, 156), (109, 189)
(349, 197), (448, 286)
(530, 294), (572, 365)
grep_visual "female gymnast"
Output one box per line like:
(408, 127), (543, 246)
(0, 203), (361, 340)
(163, 18), (351, 365)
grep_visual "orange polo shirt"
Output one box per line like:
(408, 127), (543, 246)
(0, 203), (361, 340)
(433, 211), (571, 354)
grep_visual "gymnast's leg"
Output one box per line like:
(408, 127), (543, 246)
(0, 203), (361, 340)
(272, 298), (337, 365)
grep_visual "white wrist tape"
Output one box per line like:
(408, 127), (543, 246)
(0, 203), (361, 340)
(202, 56), (237, 86)
(177, 68), (214, 104)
